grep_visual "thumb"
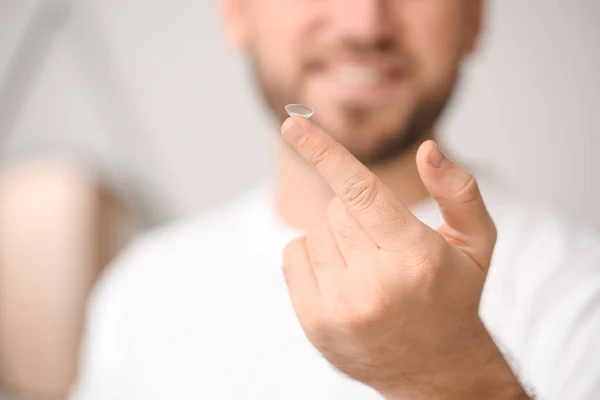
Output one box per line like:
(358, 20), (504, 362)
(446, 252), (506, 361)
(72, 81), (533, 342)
(416, 140), (497, 270)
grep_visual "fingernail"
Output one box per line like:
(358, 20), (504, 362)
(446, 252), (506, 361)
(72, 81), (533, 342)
(430, 144), (448, 169)
(281, 120), (306, 145)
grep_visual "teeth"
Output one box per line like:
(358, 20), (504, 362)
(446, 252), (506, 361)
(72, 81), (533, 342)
(335, 65), (382, 85)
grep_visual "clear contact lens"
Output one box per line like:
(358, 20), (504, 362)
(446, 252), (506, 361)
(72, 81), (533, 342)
(285, 104), (315, 119)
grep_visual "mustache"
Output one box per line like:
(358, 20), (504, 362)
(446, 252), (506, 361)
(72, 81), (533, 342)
(301, 40), (408, 70)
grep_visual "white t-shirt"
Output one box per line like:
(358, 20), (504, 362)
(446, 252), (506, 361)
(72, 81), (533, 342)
(72, 178), (600, 400)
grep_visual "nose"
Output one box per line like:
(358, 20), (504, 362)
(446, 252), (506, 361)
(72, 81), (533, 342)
(332, 0), (395, 46)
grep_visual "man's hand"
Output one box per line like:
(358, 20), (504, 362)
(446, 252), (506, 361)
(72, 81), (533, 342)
(280, 117), (528, 399)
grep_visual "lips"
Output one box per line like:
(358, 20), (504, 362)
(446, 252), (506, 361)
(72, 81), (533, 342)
(332, 64), (384, 86)
(312, 61), (404, 101)
(302, 54), (407, 105)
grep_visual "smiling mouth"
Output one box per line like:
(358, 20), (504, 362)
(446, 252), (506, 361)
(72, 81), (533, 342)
(309, 61), (406, 103)
(330, 63), (403, 86)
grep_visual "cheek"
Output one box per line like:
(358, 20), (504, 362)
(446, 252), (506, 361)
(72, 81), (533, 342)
(250, 2), (316, 87)
(400, 2), (464, 89)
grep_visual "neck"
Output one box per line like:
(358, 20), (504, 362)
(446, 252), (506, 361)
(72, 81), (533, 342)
(275, 133), (433, 231)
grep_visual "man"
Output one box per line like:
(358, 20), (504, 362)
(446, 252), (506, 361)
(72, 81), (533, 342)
(72, 0), (600, 399)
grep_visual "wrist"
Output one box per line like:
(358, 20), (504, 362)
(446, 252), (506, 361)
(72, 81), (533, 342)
(380, 354), (530, 400)
(383, 376), (529, 400)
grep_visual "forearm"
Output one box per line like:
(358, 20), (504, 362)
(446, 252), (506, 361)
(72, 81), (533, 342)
(0, 161), (129, 398)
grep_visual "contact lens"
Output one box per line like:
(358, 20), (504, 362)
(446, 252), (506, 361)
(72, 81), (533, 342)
(285, 104), (315, 119)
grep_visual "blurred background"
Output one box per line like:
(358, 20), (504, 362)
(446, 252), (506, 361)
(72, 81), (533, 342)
(0, 0), (598, 398)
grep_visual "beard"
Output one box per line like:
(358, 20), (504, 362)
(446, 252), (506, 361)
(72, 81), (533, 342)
(249, 54), (460, 167)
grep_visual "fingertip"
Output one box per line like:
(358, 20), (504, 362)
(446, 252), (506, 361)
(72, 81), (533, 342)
(281, 117), (309, 146)
(282, 116), (310, 133)
(416, 140), (449, 181)
(430, 142), (450, 170)
(416, 140), (437, 168)
(283, 236), (307, 262)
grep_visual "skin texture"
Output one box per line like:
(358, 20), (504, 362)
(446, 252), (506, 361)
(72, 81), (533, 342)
(222, 0), (530, 397)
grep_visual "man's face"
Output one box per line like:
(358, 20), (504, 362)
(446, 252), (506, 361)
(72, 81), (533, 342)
(223, 0), (482, 165)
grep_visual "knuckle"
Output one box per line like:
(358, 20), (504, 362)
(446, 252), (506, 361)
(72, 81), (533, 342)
(305, 231), (329, 268)
(337, 224), (359, 249)
(341, 174), (378, 210)
(396, 238), (443, 283)
(454, 175), (480, 205)
(437, 224), (470, 248)
(402, 259), (436, 288)
(306, 248), (328, 270)
(309, 144), (334, 169)
(401, 251), (431, 277)
(396, 224), (430, 254)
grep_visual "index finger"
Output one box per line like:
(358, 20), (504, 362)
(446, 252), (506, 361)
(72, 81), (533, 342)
(281, 116), (422, 250)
